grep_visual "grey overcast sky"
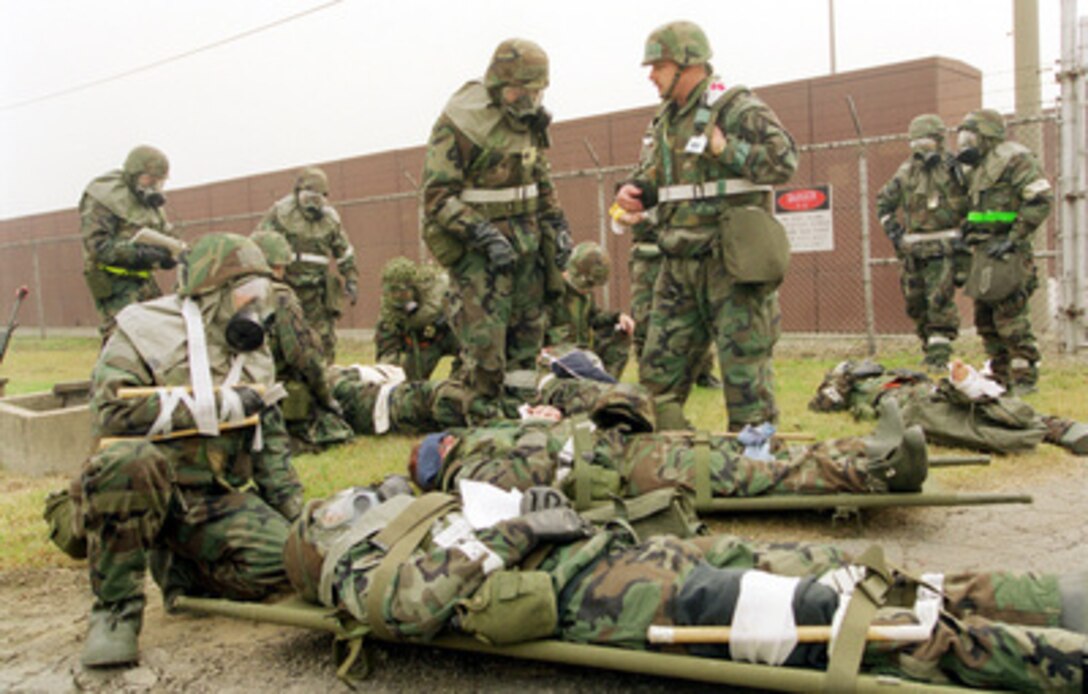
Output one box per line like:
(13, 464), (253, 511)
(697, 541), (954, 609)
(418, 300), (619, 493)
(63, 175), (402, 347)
(0, 0), (1070, 220)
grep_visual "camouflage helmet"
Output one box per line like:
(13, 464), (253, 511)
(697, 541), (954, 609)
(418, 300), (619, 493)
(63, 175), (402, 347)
(249, 230), (294, 267)
(642, 21), (712, 67)
(908, 114), (945, 141)
(958, 109), (1006, 140)
(567, 242), (610, 292)
(179, 232), (271, 297)
(381, 256), (418, 287)
(591, 383), (655, 433)
(485, 38), (549, 90)
(123, 145), (169, 179)
(295, 167), (329, 195)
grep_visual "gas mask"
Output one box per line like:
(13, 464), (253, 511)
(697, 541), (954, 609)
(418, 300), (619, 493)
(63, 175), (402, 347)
(225, 277), (271, 352)
(502, 86), (546, 125)
(136, 184), (166, 208)
(910, 137), (941, 170)
(297, 189), (326, 220)
(955, 130), (982, 167)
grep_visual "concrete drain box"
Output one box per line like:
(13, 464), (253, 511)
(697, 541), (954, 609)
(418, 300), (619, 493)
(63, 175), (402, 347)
(0, 381), (93, 477)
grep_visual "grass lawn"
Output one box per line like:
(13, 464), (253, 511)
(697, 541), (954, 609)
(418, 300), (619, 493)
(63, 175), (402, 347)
(1, 333), (1085, 570)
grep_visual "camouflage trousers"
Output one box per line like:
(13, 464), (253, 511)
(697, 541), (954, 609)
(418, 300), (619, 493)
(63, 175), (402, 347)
(560, 533), (1085, 691)
(449, 247), (546, 402)
(630, 253), (714, 379)
(92, 275), (162, 342)
(333, 376), (474, 435)
(294, 282), (339, 363)
(619, 433), (878, 497)
(81, 440), (291, 606)
(639, 253), (780, 429)
(973, 253), (1041, 386)
(900, 252), (959, 343)
(387, 327), (461, 381)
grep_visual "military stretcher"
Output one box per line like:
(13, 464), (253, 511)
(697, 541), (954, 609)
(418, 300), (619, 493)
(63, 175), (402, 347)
(174, 593), (974, 692)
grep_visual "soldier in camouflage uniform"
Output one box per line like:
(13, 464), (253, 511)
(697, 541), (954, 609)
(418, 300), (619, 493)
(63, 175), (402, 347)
(876, 114), (970, 371)
(375, 257), (460, 381)
(809, 359), (1088, 456)
(287, 485), (1087, 691)
(614, 21), (797, 431)
(250, 231), (353, 449)
(421, 38), (573, 421)
(409, 396), (928, 500)
(80, 145), (179, 341)
(545, 242), (634, 379)
(77, 232), (304, 668)
(956, 109), (1053, 393)
(258, 167), (358, 363)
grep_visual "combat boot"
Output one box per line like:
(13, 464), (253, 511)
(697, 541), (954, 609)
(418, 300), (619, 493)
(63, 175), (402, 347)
(81, 597), (144, 668)
(921, 335), (952, 374)
(1008, 357), (1038, 396)
(1043, 417), (1088, 456)
(863, 399), (928, 492)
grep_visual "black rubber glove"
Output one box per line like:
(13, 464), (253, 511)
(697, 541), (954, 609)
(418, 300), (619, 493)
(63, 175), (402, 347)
(469, 222), (516, 270)
(235, 386), (265, 416)
(987, 237), (1016, 259)
(545, 214), (573, 269)
(133, 243), (176, 270)
(883, 220), (905, 253)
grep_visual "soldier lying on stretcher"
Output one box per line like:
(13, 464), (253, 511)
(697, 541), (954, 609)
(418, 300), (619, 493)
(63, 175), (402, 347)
(406, 388), (930, 502)
(284, 480), (1087, 691)
(809, 359), (1088, 456)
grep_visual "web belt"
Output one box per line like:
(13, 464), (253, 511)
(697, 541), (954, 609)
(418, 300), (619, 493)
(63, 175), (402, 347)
(657, 179), (772, 203)
(460, 184), (539, 203)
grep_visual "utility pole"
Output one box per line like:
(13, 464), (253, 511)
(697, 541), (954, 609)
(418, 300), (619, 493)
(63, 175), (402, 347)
(1013, 0), (1049, 334)
(1058, 0), (1087, 351)
(828, 0), (837, 74)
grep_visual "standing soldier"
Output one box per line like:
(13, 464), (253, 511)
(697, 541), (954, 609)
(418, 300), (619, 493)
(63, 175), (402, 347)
(258, 167), (358, 363)
(80, 145), (179, 341)
(78, 233), (303, 667)
(421, 38), (573, 421)
(546, 241), (634, 379)
(613, 21), (798, 430)
(956, 109), (1053, 394)
(250, 230), (353, 449)
(626, 130), (720, 389)
(375, 256), (460, 381)
(876, 114), (970, 372)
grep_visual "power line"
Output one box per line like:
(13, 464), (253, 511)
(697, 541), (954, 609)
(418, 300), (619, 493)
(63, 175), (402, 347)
(0, 0), (343, 112)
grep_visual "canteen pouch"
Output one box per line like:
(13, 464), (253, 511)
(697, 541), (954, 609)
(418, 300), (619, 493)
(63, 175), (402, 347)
(423, 220), (466, 268)
(325, 272), (343, 315)
(965, 245), (1024, 302)
(719, 205), (791, 284)
(84, 268), (115, 300)
(281, 380), (313, 422)
(457, 570), (558, 645)
(43, 484), (88, 560)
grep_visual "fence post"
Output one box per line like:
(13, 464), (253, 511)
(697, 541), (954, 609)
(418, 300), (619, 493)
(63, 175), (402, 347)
(847, 97), (877, 355)
(402, 171), (427, 264)
(31, 243), (45, 338)
(582, 139), (610, 309)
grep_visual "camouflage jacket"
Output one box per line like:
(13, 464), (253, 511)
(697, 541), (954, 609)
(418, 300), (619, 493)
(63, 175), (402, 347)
(258, 194), (357, 287)
(876, 152), (967, 257)
(91, 294), (302, 512)
(422, 81), (561, 250)
(545, 280), (621, 351)
(631, 77), (797, 253)
(267, 281), (334, 408)
(963, 141), (1052, 248)
(435, 419), (875, 499)
(79, 170), (173, 304)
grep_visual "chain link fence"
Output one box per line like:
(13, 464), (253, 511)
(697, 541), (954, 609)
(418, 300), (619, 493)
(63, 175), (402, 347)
(1, 114), (1079, 356)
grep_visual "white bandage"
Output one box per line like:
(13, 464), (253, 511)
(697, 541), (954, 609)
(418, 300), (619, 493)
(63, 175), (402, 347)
(730, 570), (800, 665)
(372, 382), (398, 434)
(349, 363), (406, 386)
(950, 361), (1005, 399)
(181, 297), (218, 436)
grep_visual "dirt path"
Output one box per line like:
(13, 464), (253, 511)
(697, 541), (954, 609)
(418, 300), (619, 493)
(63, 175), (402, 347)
(2, 453), (1085, 693)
